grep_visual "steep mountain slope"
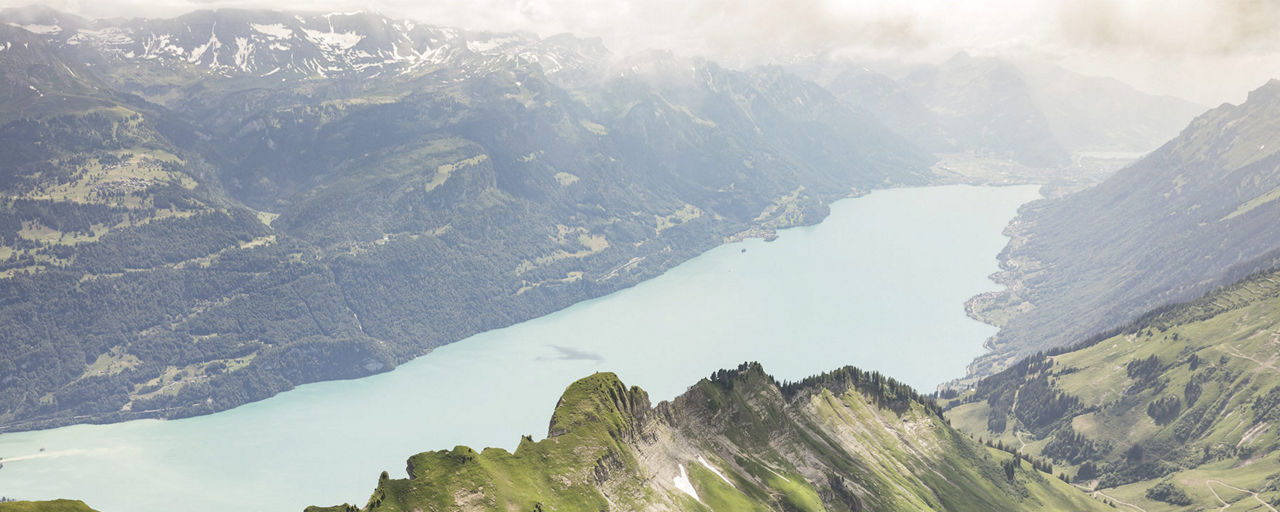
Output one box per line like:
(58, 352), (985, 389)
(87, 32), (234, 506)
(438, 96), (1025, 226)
(0, 22), (328, 431)
(0, 10), (935, 431)
(898, 53), (1069, 168)
(0, 24), (108, 121)
(807, 54), (1203, 174)
(1015, 60), (1204, 157)
(969, 79), (1280, 373)
(310, 363), (1106, 512)
(948, 266), (1280, 510)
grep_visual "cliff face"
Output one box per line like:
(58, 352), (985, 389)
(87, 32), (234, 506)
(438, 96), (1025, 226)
(308, 363), (1107, 512)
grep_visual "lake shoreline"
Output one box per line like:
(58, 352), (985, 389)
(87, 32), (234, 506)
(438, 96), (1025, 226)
(0, 185), (1040, 512)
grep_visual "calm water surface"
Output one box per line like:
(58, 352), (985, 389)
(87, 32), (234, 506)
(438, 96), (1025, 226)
(0, 184), (1039, 511)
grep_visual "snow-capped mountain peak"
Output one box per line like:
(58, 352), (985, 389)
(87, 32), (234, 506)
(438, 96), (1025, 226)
(0, 8), (612, 84)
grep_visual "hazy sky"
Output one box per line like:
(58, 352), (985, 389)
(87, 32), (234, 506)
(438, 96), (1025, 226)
(5, 0), (1280, 105)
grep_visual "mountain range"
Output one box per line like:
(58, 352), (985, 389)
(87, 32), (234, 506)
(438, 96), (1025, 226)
(0, 6), (936, 431)
(5, 5), (1280, 512)
(0, 5), (1207, 432)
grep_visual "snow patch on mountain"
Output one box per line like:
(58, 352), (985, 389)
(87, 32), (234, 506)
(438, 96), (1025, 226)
(301, 27), (362, 51)
(188, 29), (221, 64)
(68, 27), (133, 47)
(250, 23), (292, 39)
(12, 23), (61, 34)
(139, 34), (181, 59)
(233, 36), (253, 71)
(2, 10), (608, 84)
(467, 36), (518, 53)
(673, 464), (699, 501)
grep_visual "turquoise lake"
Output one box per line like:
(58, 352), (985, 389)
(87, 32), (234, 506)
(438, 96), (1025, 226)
(0, 184), (1040, 511)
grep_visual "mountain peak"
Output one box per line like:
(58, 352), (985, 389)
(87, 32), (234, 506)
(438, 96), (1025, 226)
(1246, 78), (1280, 104)
(546, 372), (650, 439)
(1, 6), (85, 35)
(0, 5), (84, 25)
(0, 8), (612, 85)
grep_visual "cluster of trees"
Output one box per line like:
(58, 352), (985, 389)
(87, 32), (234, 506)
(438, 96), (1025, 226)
(72, 210), (265, 273)
(1253, 386), (1280, 424)
(959, 354), (1083, 438)
(980, 438), (1056, 481)
(1125, 355), (1163, 381)
(1184, 379), (1202, 406)
(0, 108), (167, 191)
(1040, 427), (1110, 465)
(1144, 481), (1191, 506)
(779, 364), (945, 418)
(0, 199), (128, 244)
(1262, 473), (1280, 507)
(1145, 396), (1182, 424)
(1011, 375), (1080, 436)
(708, 362), (764, 384)
(1076, 461), (1099, 481)
(1093, 442), (1180, 489)
(1171, 365), (1241, 443)
(967, 354), (1055, 407)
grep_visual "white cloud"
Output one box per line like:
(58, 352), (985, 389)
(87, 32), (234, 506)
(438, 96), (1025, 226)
(4, 0), (1279, 104)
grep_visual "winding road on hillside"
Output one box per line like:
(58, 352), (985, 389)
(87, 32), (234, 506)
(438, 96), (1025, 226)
(1075, 484), (1148, 512)
(1207, 479), (1277, 512)
(1219, 344), (1280, 374)
(1092, 490), (1147, 512)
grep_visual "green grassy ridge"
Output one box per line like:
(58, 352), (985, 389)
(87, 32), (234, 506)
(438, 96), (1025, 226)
(0, 500), (98, 512)
(948, 266), (1280, 510)
(310, 363), (1105, 511)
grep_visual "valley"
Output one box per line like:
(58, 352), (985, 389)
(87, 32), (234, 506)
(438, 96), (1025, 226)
(0, 6), (1205, 433)
(3, 4), (1279, 512)
(0, 7), (942, 431)
(0, 185), (1035, 511)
